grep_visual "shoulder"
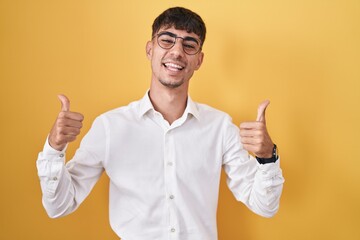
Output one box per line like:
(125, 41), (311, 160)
(193, 101), (239, 145)
(195, 102), (232, 122)
(97, 98), (142, 122)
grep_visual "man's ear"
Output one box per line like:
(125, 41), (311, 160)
(146, 41), (153, 60)
(194, 52), (204, 70)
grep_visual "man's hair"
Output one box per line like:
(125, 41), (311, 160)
(152, 7), (206, 47)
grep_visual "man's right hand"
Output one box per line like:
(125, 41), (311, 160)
(48, 94), (84, 151)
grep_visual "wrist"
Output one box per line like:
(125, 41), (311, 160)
(256, 144), (278, 164)
(47, 136), (67, 152)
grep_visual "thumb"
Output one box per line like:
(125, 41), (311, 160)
(58, 94), (70, 112)
(256, 99), (270, 123)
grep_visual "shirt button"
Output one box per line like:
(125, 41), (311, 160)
(167, 162), (173, 166)
(169, 195), (175, 199)
(59, 154), (64, 158)
(171, 228), (176, 233)
(262, 171), (267, 175)
(52, 177), (58, 181)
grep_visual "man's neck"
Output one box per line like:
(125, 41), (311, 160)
(149, 84), (188, 125)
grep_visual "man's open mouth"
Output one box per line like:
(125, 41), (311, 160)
(163, 62), (185, 71)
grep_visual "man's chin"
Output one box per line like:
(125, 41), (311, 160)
(159, 79), (184, 89)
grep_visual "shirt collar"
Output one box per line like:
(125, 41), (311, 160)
(185, 95), (200, 120)
(138, 90), (200, 121)
(138, 90), (154, 117)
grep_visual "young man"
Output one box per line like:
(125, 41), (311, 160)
(37, 7), (284, 240)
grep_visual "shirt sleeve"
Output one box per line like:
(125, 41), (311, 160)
(36, 116), (107, 218)
(222, 117), (285, 218)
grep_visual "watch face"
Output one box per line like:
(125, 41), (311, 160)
(273, 144), (278, 159)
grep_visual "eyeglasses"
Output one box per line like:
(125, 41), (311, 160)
(154, 31), (202, 55)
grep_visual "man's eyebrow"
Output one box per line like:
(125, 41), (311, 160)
(158, 31), (177, 37)
(183, 36), (199, 44)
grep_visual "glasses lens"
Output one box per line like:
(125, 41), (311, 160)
(182, 39), (200, 55)
(157, 34), (175, 49)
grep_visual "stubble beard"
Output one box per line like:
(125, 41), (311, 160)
(159, 78), (184, 89)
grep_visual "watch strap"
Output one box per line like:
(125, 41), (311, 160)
(255, 144), (278, 164)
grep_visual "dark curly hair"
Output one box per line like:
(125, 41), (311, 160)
(152, 7), (206, 47)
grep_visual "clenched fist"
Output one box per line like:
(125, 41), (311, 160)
(48, 95), (84, 151)
(240, 100), (274, 158)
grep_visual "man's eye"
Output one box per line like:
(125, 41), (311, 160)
(183, 43), (196, 49)
(161, 39), (175, 44)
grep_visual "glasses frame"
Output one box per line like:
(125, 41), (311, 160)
(153, 31), (202, 55)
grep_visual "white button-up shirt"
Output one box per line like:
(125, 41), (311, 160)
(37, 92), (284, 240)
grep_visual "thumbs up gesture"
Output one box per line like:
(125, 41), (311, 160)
(240, 100), (274, 158)
(48, 95), (84, 151)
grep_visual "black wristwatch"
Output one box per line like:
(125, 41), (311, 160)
(256, 144), (279, 164)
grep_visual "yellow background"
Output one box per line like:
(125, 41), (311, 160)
(1, 0), (359, 239)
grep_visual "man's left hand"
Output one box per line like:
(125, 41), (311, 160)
(239, 100), (274, 158)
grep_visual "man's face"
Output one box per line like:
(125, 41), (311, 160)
(146, 27), (204, 89)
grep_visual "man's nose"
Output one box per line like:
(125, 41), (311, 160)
(169, 38), (185, 56)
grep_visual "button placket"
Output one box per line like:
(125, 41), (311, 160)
(164, 130), (178, 235)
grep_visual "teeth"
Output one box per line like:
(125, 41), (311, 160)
(164, 63), (184, 70)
